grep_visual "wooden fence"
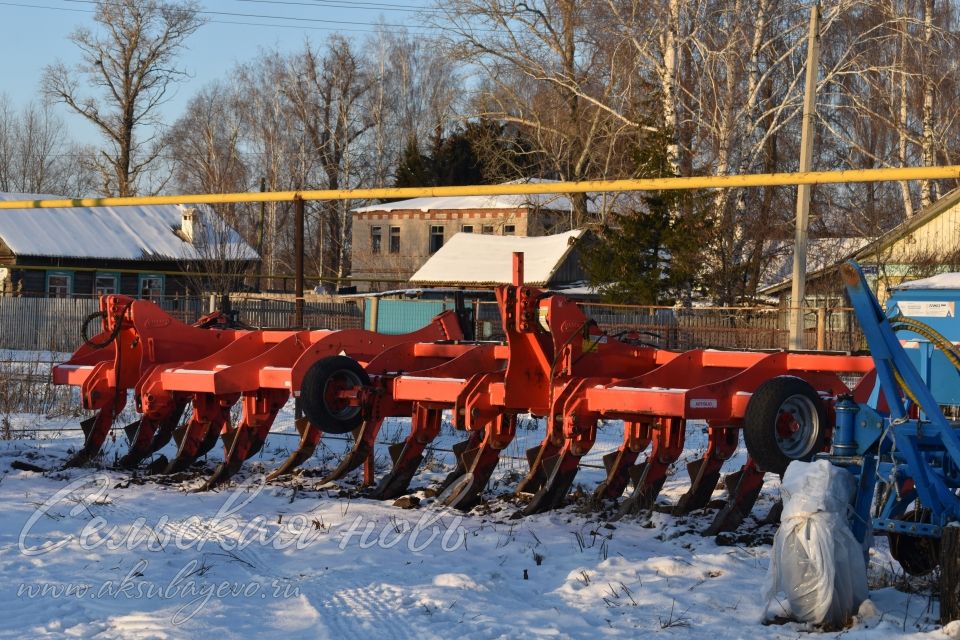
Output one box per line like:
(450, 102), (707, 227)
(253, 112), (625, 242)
(0, 294), (363, 352)
(476, 301), (864, 351)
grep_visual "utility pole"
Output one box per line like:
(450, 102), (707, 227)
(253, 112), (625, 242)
(294, 195), (304, 328)
(788, 2), (821, 351)
(256, 177), (266, 287)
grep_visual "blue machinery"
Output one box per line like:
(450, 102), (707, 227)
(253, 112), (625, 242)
(832, 261), (960, 597)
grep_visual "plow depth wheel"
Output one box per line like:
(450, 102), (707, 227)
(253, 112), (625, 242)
(301, 356), (369, 435)
(742, 376), (826, 475)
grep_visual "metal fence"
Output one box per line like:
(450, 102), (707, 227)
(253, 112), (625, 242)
(476, 300), (865, 352)
(0, 294), (363, 352)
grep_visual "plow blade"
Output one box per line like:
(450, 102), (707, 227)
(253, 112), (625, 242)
(160, 413), (225, 474)
(371, 406), (442, 500)
(522, 444), (581, 515)
(118, 402), (188, 469)
(616, 417), (685, 516)
(123, 420), (142, 445)
(516, 439), (562, 496)
(200, 389), (287, 488)
(672, 426), (738, 515)
(371, 440), (424, 500)
(204, 426), (268, 489)
(672, 457), (723, 514)
(438, 431), (485, 494)
(592, 447), (642, 502)
(617, 461), (669, 515)
(266, 418), (322, 481)
(320, 419), (384, 484)
(704, 462), (767, 535)
(64, 406), (122, 468)
(438, 435), (501, 510)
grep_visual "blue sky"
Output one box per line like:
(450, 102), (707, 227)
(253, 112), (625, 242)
(0, 0), (438, 144)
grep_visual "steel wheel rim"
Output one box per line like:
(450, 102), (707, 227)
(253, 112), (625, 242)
(773, 393), (819, 458)
(323, 369), (362, 420)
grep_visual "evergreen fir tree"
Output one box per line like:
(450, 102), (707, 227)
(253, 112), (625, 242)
(393, 136), (434, 189)
(580, 130), (708, 305)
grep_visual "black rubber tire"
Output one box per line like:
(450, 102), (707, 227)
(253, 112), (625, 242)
(941, 526), (960, 624)
(890, 532), (939, 577)
(742, 376), (827, 475)
(887, 509), (939, 576)
(300, 356), (369, 435)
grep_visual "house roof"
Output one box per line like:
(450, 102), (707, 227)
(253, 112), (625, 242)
(409, 229), (586, 286)
(760, 188), (960, 296)
(352, 179), (601, 214)
(852, 186), (960, 260)
(0, 193), (258, 261)
(759, 237), (870, 294)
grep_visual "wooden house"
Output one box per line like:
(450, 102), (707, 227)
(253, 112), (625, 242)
(0, 193), (258, 298)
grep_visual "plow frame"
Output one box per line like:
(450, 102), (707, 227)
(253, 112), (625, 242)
(50, 259), (874, 528)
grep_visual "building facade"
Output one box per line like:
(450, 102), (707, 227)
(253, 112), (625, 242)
(350, 182), (593, 291)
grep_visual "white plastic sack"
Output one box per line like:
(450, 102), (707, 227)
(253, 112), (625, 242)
(763, 459), (869, 627)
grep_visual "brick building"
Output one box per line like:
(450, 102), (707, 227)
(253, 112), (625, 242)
(350, 180), (597, 291)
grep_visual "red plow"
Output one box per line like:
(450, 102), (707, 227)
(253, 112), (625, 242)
(53, 254), (875, 532)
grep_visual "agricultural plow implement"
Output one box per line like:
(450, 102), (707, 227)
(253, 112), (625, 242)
(52, 254), (874, 532)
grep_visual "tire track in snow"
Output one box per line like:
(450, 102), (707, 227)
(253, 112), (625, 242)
(315, 582), (425, 640)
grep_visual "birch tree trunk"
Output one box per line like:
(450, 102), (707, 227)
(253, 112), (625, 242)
(920, 0), (936, 207)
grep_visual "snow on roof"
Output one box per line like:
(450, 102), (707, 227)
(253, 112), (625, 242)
(352, 179), (600, 214)
(759, 237), (870, 293)
(0, 193), (258, 261)
(410, 229), (585, 286)
(893, 272), (960, 290)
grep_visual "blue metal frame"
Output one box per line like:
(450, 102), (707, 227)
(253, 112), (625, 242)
(832, 261), (960, 542)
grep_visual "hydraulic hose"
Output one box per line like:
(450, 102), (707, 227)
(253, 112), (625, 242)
(889, 313), (960, 406)
(81, 301), (133, 349)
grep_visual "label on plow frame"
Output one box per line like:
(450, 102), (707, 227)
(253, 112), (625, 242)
(689, 398), (718, 409)
(896, 300), (955, 318)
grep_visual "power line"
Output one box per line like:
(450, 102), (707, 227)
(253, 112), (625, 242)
(59, 0), (437, 29)
(231, 0), (443, 15)
(301, 0), (439, 10)
(0, 0), (87, 11)
(0, 0), (450, 34)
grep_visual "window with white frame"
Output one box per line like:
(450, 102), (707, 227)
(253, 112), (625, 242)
(95, 272), (119, 295)
(46, 271), (72, 298)
(138, 274), (164, 301)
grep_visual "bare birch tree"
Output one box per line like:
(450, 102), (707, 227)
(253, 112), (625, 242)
(286, 37), (374, 284)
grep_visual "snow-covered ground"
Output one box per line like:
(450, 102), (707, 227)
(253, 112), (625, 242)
(0, 405), (951, 640)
